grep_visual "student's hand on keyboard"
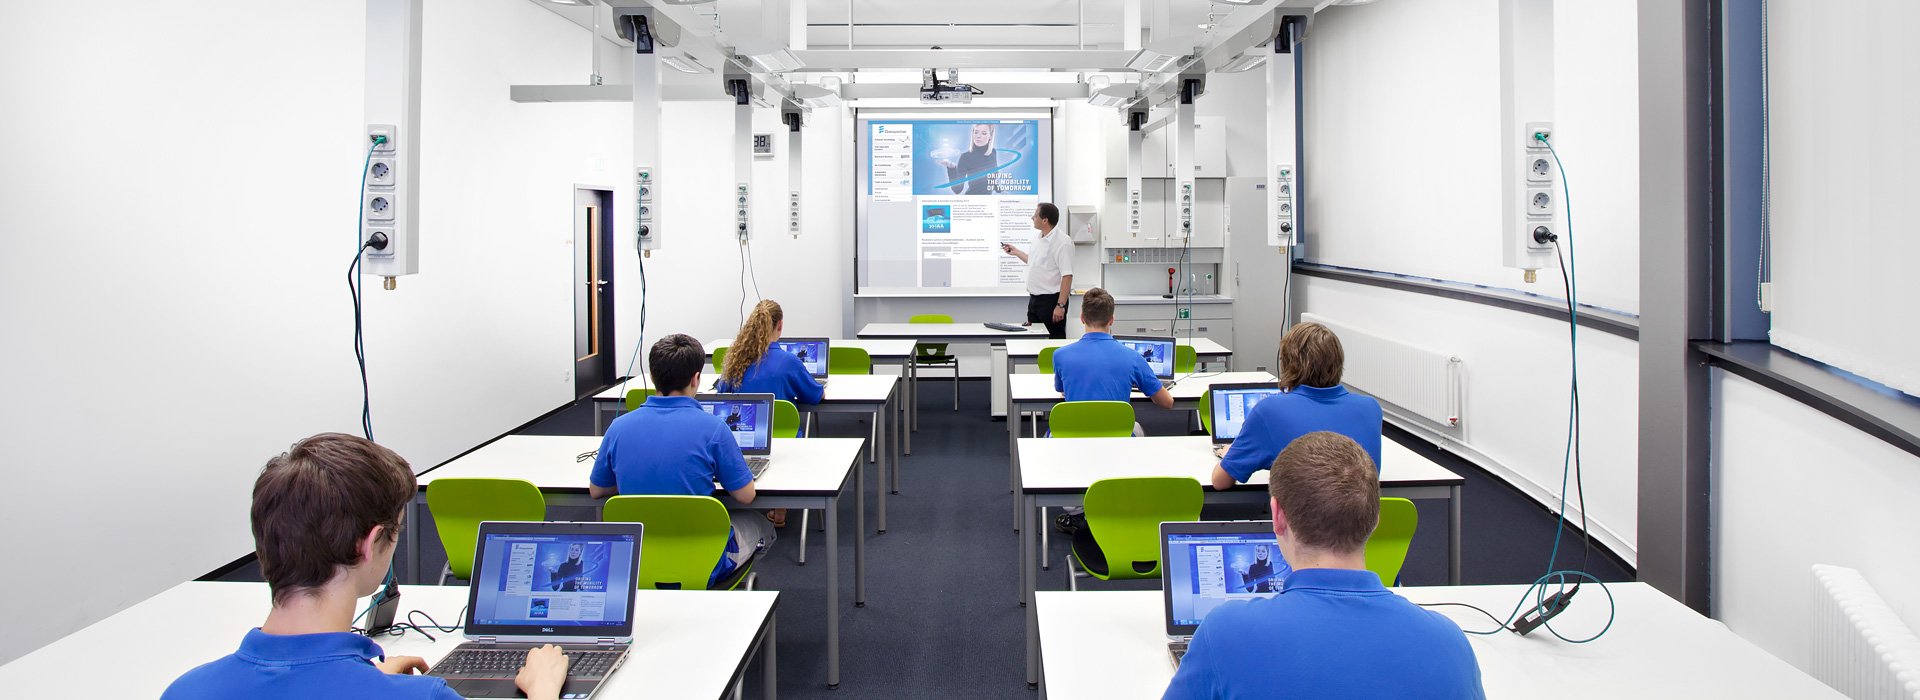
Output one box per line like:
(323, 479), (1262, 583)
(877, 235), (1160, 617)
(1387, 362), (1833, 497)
(515, 645), (570, 700)
(1212, 444), (1228, 458)
(375, 655), (430, 675)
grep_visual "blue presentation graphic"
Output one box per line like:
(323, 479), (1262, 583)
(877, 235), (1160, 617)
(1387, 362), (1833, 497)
(880, 120), (1039, 196)
(921, 205), (952, 233)
(533, 541), (610, 592)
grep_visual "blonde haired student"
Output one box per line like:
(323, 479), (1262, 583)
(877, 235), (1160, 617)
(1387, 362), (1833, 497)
(716, 300), (825, 406)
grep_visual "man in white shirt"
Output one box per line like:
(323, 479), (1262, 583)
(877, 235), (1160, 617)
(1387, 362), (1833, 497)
(1001, 202), (1074, 338)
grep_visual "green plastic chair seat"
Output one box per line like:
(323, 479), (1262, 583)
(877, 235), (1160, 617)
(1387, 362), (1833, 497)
(624, 388), (655, 411)
(774, 399), (802, 438)
(1198, 389), (1213, 435)
(1365, 498), (1420, 586)
(1036, 346), (1063, 373)
(908, 314), (957, 365)
(425, 478), (546, 581)
(829, 346), (873, 375)
(1070, 477), (1204, 582)
(602, 495), (757, 591)
(711, 346), (727, 374)
(1048, 401), (1135, 438)
(1175, 344), (1197, 375)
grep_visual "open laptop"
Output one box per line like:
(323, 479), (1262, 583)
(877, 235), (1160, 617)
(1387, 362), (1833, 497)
(1114, 334), (1176, 380)
(771, 337), (830, 386)
(428, 521), (643, 699)
(1160, 520), (1289, 668)
(1208, 382), (1285, 448)
(696, 392), (776, 478)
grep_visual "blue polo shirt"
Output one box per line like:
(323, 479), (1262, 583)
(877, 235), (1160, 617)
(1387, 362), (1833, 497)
(162, 628), (460, 700)
(1051, 332), (1164, 402)
(590, 395), (754, 584)
(1219, 384), (1383, 482)
(714, 346), (825, 406)
(1163, 568), (1485, 700)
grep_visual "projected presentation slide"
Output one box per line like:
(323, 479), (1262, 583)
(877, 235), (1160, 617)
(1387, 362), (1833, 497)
(860, 114), (1053, 291)
(473, 534), (634, 628)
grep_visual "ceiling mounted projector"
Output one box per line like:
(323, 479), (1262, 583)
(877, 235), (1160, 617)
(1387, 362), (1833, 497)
(920, 68), (981, 104)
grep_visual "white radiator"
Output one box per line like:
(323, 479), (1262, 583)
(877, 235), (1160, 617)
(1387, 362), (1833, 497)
(1810, 564), (1920, 699)
(1300, 313), (1463, 428)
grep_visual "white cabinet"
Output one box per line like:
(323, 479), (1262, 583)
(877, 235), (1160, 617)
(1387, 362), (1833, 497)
(1105, 116), (1227, 178)
(1110, 303), (1235, 358)
(1101, 178), (1224, 249)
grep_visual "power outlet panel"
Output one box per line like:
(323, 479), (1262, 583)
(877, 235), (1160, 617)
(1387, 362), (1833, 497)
(1271, 164), (1296, 247)
(734, 183), (751, 241)
(1128, 188), (1142, 237)
(1176, 180), (1194, 239)
(1519, 122), (1555, 253)
(636, 167), (657, 250)
(788, 191), (801, 237)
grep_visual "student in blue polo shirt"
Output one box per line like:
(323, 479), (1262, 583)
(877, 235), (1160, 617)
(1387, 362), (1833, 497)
(1050, 287), (1175, 409)
(1164, 432), (1484, 699)
(715, 299), (825, 406)
(590, 333), (772, 585)
(163, 434), (570, 700)
(1211, 321), (1383, 492)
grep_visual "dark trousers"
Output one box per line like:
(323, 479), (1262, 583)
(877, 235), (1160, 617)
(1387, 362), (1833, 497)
(1027, 293), (1067, 339)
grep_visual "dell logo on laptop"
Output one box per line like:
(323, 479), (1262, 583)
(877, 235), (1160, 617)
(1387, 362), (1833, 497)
(541, 627), (554, 633)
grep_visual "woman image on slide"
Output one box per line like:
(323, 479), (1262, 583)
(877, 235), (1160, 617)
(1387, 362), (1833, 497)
(939, 123), (999, 195)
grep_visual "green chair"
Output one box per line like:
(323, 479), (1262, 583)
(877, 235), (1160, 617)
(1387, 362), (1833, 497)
(1047, 401), (1135, 438)
(1036, 346), (1062, 373)
(1197, 389), (1214, 436)
(773, 399), (802, 438)
(711, 346), (728, 374)
(910, 314), (961, 411)
(425, 478), (546, 584)
(602, 495), (758, 591)
(829, 346), (873, 375)
(1067, 477), (1204, 590)
(1175, 344), (1198, 375)
(1365, 498), (1420, 587)
(623, 387), (655, 411)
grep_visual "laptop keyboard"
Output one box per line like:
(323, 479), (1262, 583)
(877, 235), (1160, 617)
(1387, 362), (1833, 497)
(434, 648), (621, 678)
(1167, 640), (1189, 667)
(747, 456), (771, 478)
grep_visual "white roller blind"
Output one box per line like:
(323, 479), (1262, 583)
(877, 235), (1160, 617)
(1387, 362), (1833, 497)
(1767, 0), (1920, 395)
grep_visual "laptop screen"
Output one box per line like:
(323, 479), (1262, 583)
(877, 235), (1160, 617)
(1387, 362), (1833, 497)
(771, 338), (829, 377)
(1162, 524), (1289, 634)
(466, 523), (640, 635)
(1114, 335), (1175, 379)
(697, 394), (773, 455)
(1209, 384), (1285, 443)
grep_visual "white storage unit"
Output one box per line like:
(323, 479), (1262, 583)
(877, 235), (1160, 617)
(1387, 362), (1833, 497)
(1104, 115), (1227, 178)
(1101, 178), (1225, 249)
(1110, 300), (1235, 354)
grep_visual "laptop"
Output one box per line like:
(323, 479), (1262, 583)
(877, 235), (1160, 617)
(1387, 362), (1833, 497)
(1208, 382), (1285, 446)
(1159, 520), (1289, 668)
(1114, 335), (1176, 380)
(696, 393), (776, 478)
(428, 521), (643, 699)
(771, 337), (830, 386)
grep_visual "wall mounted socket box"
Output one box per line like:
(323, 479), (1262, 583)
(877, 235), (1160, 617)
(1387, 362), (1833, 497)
(734, 183), (751, 241)
(788, 191), (801, 236)
(636, 167), (657, 250)
(1271, 164), (1296, 248)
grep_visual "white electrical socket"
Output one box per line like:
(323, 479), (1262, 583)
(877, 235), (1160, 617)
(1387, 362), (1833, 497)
(368, 158), (395, 187)
(365, 193), (394, 221)
(1527, 188), (1554, 216)
(1525, 122), (1552, 151)
(1524, 155), (1552, 184)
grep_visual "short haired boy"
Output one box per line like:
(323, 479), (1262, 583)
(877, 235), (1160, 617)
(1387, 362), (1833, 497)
(1211, 321), (1382, 492)
(1163, 432), (1484, 699)
(590, 334), (773, 586)
(1050, 287), (1175, 411)
(163, 434), (570, 700)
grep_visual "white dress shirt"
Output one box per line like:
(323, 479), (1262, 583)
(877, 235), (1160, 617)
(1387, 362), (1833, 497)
(1024, 225), (1076, 296)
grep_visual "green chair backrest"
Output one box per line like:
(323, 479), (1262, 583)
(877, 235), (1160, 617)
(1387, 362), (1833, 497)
(425, 478), (546, 580)
(1365, 498), (1420, 587)
(830, 346), (873, 375)
(1082, 477), (1204, 580)
(602, 495), (735, 591)
(1175, 344), (1197, 375)
(774, 399), (802, 438)
(1198, 389), (1213, 435)
(1036, 346), (1061, 373)
(624, 388), (655, 411)
(910, 314), (954, 359)
(711, 346), (728, 374)
(1048, 401), (1135, 438)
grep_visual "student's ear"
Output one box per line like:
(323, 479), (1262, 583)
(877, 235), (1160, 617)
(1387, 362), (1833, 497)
(1270, 496), (1291, 540)
(355, 525), (387, 567)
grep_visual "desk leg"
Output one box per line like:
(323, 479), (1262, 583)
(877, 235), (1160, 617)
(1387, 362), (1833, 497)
(876, 405), (889, 534)
(593, 402), (605, 435)
(1009, 398), (1020, 531)
(762, 611), (777, 700)
(408, 495), (424, 584)
(888, 395), (901, 494)
(826, 497), (840, 688)
(1024, 494), (1040, 688)
(1449, 484), (1463, 585)
(856, 482), (867, 607)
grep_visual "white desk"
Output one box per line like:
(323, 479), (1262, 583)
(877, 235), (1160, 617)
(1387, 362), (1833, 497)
(0, 582), (779, 700)
(592, 375), (901, 534)
(415, 434), (865, 688)
(1015, 435), (1466, 685)
(1035, 586), (1842, 699)
(1004, 337), (1234, 374)
(702, 338), (920, 453)
(857, 321), (1051, 342)
(1005, 370), (1281, 481)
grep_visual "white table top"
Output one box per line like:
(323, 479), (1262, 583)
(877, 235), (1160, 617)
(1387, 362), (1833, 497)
(703, 338), (918, 359)
(1005, 336), (1231, 358)
(594, 374), (898, 405)
(1009, 371), (1279, 403)
(1017, 435), (1462, 493)
(0, 582), (777, 700)
(857, 322), (1050, 340)
(421, 434), (863, 498)
(1036, 585), (1840, 700)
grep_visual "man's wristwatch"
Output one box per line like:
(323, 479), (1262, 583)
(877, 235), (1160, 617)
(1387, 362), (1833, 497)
(1055, 302), (1067, 308)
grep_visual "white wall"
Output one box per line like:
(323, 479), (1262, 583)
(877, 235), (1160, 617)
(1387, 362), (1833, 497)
(1712, 370), (1920, 670)
(0, 0), (629, 664)
(1297, 276), (1640, 561)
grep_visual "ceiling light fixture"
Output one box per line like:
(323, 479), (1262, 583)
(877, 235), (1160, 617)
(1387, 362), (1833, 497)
(660, 54), (712, 74)
(1125, 49), (1184, 73)
(1217, 54), (1267, 73)
(746, 49), (805, 73)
